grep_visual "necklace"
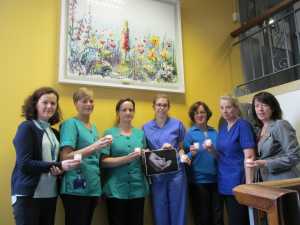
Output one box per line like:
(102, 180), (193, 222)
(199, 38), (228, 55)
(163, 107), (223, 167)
(260, 124), (268, 138)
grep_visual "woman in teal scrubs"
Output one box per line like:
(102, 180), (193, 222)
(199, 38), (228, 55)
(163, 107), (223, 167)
(101, 98), (149, 225)
(60, 87), (112, 225)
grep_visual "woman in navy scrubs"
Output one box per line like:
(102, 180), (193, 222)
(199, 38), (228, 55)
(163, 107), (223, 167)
(216, 96), (256, 225)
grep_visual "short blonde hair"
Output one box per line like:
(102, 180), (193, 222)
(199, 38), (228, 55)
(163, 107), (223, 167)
(73, 87), (93, 103)
(220, 95), (241, 116)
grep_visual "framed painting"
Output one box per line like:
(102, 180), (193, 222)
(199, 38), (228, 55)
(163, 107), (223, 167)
(59, 0), (185, 93)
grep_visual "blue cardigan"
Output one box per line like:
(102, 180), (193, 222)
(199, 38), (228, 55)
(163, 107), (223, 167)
(11, 120), (61, 196)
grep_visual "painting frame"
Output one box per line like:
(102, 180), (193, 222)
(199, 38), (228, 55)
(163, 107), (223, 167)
(58, 0), (185, 93)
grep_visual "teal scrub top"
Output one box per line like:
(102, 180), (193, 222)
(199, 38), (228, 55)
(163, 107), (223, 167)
(102, 127), (149, 199)
(60, 117), (102, 196)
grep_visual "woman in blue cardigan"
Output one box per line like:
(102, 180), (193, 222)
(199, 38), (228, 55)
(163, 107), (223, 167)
(11, 87), (80, 225)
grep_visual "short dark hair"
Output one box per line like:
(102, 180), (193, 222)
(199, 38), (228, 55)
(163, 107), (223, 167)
(115, 98), (136, 113)
(252, 91), (282, 127)
(188, 101), (212, 123)
(22, 87), (62, 125)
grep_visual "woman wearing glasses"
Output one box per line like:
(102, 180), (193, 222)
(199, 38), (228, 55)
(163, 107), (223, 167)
(143, 94), (189, 225)
(246, 92), (300, 181)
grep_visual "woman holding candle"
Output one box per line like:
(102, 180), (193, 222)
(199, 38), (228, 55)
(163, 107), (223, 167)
(11, 87), (80, 225)
(215, 96), (256, 225)
(183, 101), (223, 225)
(246, 92), (300, 181)
(101, 98), (149, 225)
(143, 94), (189, 225)
(59, 87), (112, 225)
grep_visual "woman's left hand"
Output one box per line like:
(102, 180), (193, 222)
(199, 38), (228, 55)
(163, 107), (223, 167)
(50, 166), (64, 176)
(180, 154), (191, 165)
(254, 160), (267, 168)
(245, 159), (267, 168)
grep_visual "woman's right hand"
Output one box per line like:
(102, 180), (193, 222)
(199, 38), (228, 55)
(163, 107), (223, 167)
(189, 145), (198, 156)
(92, 136), (112, 151)
(128, 150), (142, 160)
(162, 143), (173, 150)
(61, 159), (81, 171)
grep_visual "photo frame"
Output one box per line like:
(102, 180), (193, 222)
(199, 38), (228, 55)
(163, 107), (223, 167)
(59, 0), (185, 93)
(143, 149), (179, 176)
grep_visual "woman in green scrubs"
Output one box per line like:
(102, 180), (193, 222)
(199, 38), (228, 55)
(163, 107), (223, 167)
(101, 98), (149, 225)
(60, 87), (112, 225)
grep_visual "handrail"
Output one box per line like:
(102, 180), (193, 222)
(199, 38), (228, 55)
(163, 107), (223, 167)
(230, 0), (299, 38)
(232, 7), (300, 46)
(256, 177), (300, 189)
(233, 178), (300, 225)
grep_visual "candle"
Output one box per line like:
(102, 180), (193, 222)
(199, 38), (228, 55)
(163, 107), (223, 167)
(106, 134), (113, 141)
(180, 154), (188, 163)
(74, 153), (82, 161)
(193, 142), (199, 149)
(204, 139), (212, 146)
(134, 147), (141, 153)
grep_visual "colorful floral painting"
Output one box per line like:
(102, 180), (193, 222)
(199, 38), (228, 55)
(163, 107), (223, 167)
(59, 0), (184, 92)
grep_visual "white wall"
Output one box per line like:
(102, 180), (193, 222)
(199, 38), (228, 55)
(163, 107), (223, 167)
(276, 89), (300, 141)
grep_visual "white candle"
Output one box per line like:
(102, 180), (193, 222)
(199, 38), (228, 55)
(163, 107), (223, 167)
(180, 154), (188, 163)
(134, 147), (141, 153)
(74, 153), (82, 161)
(106, 134), (113, 141)
(193, 142), (199, 149)
(204, 139), (212, 146)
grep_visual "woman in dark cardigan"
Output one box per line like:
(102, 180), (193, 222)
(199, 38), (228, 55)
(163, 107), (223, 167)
(11, 87), (80, 225)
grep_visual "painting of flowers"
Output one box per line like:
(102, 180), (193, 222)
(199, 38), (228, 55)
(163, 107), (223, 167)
(59, 0), (184, 92)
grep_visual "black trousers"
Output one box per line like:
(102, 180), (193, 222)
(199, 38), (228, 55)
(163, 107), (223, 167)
(106, 197), (145, 225)
(61, 194), (98, 225)
(190, 183), (224, 225)
(221, 195), (249, 225)
(12, 196), (57, 225)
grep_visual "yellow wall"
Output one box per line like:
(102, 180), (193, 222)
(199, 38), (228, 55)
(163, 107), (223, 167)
(0, 0), (240, 224)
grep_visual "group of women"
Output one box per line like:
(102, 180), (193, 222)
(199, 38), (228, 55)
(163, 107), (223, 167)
(11, 86), (300, 225)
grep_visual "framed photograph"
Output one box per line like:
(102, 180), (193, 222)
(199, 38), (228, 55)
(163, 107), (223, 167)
(143, 149), (179, 176)
(59, 0), (185, 93)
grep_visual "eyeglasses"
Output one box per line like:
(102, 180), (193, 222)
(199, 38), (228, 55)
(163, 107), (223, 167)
(155, 103), (168, 108)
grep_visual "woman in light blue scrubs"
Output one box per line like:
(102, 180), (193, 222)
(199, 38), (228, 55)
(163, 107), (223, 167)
(143, 94), (189, 225)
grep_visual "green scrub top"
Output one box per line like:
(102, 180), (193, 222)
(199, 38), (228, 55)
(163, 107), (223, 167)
(60, 117), (102, 196)
(102, 127), (149, 199)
